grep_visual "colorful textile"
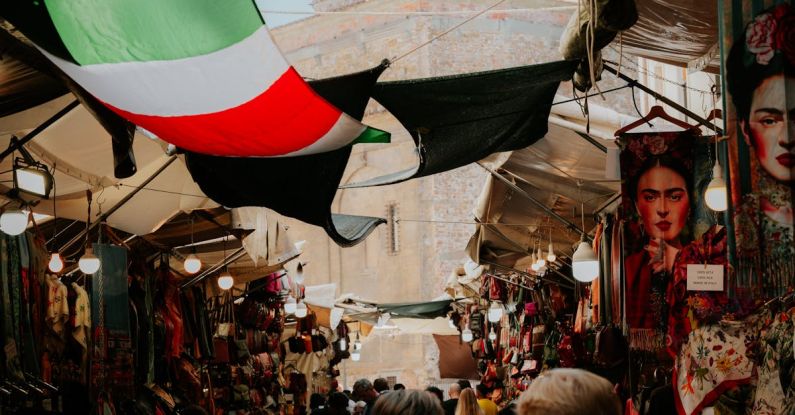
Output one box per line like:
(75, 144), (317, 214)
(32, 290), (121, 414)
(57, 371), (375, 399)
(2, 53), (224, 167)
(673, 317), (760, 414)
(751, 309), (794, 414)
(1, 0), (385, 157)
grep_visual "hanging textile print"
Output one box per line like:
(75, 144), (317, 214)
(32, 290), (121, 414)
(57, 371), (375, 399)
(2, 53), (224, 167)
(725, 1), (795, 302)
(618, 130), (719, 352)
(0, 0), (387, 157)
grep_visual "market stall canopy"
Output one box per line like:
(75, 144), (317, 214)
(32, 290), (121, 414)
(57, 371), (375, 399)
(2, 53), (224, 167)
(0, 0), (386, 157)
(468, 98), (624, 272)
(0, 98), (218, 236)
(341, 60), (578, 188)
(622, 0), (719, 72)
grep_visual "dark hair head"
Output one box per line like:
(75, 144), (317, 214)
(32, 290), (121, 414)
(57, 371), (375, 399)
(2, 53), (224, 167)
(627, 154), (694, 204)
(457, 380), (472, 390)
(310, 393), (326, 409)
(353, 379), (374, 402)
(372, 389), (444, 415)
(373, 378), (390, 393)
(394, 383), (406, 391)
(726, 4), (795, 124)
(425, 386), (444, 402)
(328, 392), (349, 409)
(476, 383), (490, 397)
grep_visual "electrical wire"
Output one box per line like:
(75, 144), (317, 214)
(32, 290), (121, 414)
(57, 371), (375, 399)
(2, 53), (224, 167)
(390, 0), (509, 64)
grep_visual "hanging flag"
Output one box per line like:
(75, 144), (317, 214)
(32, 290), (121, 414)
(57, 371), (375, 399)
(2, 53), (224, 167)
(1, 0), (387, 157)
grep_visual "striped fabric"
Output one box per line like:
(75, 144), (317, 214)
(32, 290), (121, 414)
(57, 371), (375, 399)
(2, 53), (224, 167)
(14, 0), (385, 156)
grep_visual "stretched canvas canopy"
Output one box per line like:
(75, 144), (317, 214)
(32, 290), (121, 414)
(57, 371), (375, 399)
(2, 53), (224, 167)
(468, 99), (625, 271)
(622, 0), (719, 71)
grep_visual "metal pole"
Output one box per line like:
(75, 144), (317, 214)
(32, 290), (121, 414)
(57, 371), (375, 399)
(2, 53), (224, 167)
(180, 247), (247, 289)
(0, 100), (80, 163)
(602, 62), (723, 135)
(57, 156), (178, 255)
(574, 131), (607, 153)
(477, 163), (592, 242)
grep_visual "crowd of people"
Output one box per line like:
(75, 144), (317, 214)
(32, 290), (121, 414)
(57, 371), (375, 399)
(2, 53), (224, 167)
(308, 369), (621, 415)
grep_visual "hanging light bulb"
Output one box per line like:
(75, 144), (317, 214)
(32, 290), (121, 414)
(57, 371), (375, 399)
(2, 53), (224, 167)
(183, 253), (202, 274)
(284, 295), (297, 314)
(0, 209), (28, 236)
(530, 251), (540, 272)
(294, 262), (305, 285)
(572, 240), (599, 282)
(547, 241), (557, 263)
(295, 300), (308, 318)
(183, 215), (201, 274)
(339, 337), (348, 351)
(488, 327), (497, 341)
(572, 192), (599, 282)
(705, 161), (728, 212)
(217, 271), (234, 290)
(488, 301), (504, 322)
(48, 252), (64, 273)
(350, 350), (361, 361)
(353, 332), (362, 351)
(536, 245), (546, 268)
(461, 328), (473, 342)
(78, 246), (101, 274)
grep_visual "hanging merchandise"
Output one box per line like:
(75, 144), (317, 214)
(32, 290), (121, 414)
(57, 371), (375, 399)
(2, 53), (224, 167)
(616, 125), (721, 352)
(725, 2), (795, 301)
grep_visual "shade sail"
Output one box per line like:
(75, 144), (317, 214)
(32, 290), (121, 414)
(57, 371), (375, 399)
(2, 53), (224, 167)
(621, 0), (719, 71)
(0, 51), (65, 118)
(0, 0), (378, 157)
(342, 60), (578, 188)
(185, 63), (389, 247)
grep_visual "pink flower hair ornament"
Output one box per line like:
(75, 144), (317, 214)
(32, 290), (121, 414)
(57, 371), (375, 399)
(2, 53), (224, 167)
(745, 3), (795, 67)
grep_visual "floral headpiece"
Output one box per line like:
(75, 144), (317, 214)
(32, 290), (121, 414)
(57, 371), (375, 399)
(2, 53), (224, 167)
(745, 3), (795, 66)
(618, 131), (695, 178)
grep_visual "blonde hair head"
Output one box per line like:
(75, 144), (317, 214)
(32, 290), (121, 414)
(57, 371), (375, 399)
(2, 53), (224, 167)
(455, 388), (484, 415)
(518, 369), (620, 415)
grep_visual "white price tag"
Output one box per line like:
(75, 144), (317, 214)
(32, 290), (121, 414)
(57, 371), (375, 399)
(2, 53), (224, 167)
(686, 264), (724, 291)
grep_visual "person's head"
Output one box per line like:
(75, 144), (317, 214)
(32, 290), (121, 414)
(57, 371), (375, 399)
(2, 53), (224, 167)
(457, 380), (472, 390)
(372, 389), (444, 415)
(517, 369), (620, 415)
(456, 388), (483, 415)
(475, 383), (490, 399)
(373, 378), (390, 394)
(393, 383), (406, 391)
(425, 386), (444, 403)
(310, 393), (326, 410)
(629, 155), (692, 243)
(353, 379), (376, 404)
(448, 383), (462, 399)
(328, 392), (349, 413)
(727, 3), (795, 184)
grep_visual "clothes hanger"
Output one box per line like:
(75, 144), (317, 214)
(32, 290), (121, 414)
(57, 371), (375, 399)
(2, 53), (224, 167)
(614, 105), (699, 137)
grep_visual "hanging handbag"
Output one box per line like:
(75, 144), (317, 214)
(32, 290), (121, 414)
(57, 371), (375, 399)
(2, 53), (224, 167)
(214, 292), (235, 338)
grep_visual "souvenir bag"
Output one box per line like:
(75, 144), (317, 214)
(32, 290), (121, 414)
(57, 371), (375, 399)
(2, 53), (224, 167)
(489, 276), (507, 302)
(212, 294), (235, 363)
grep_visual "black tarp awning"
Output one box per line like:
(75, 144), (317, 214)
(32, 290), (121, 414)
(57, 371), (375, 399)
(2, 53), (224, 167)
(185, 63), (389, 247)
(342, 60), (577, 188)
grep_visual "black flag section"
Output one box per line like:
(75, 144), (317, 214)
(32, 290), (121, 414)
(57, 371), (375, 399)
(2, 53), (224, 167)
(342, 60), (577, 188)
